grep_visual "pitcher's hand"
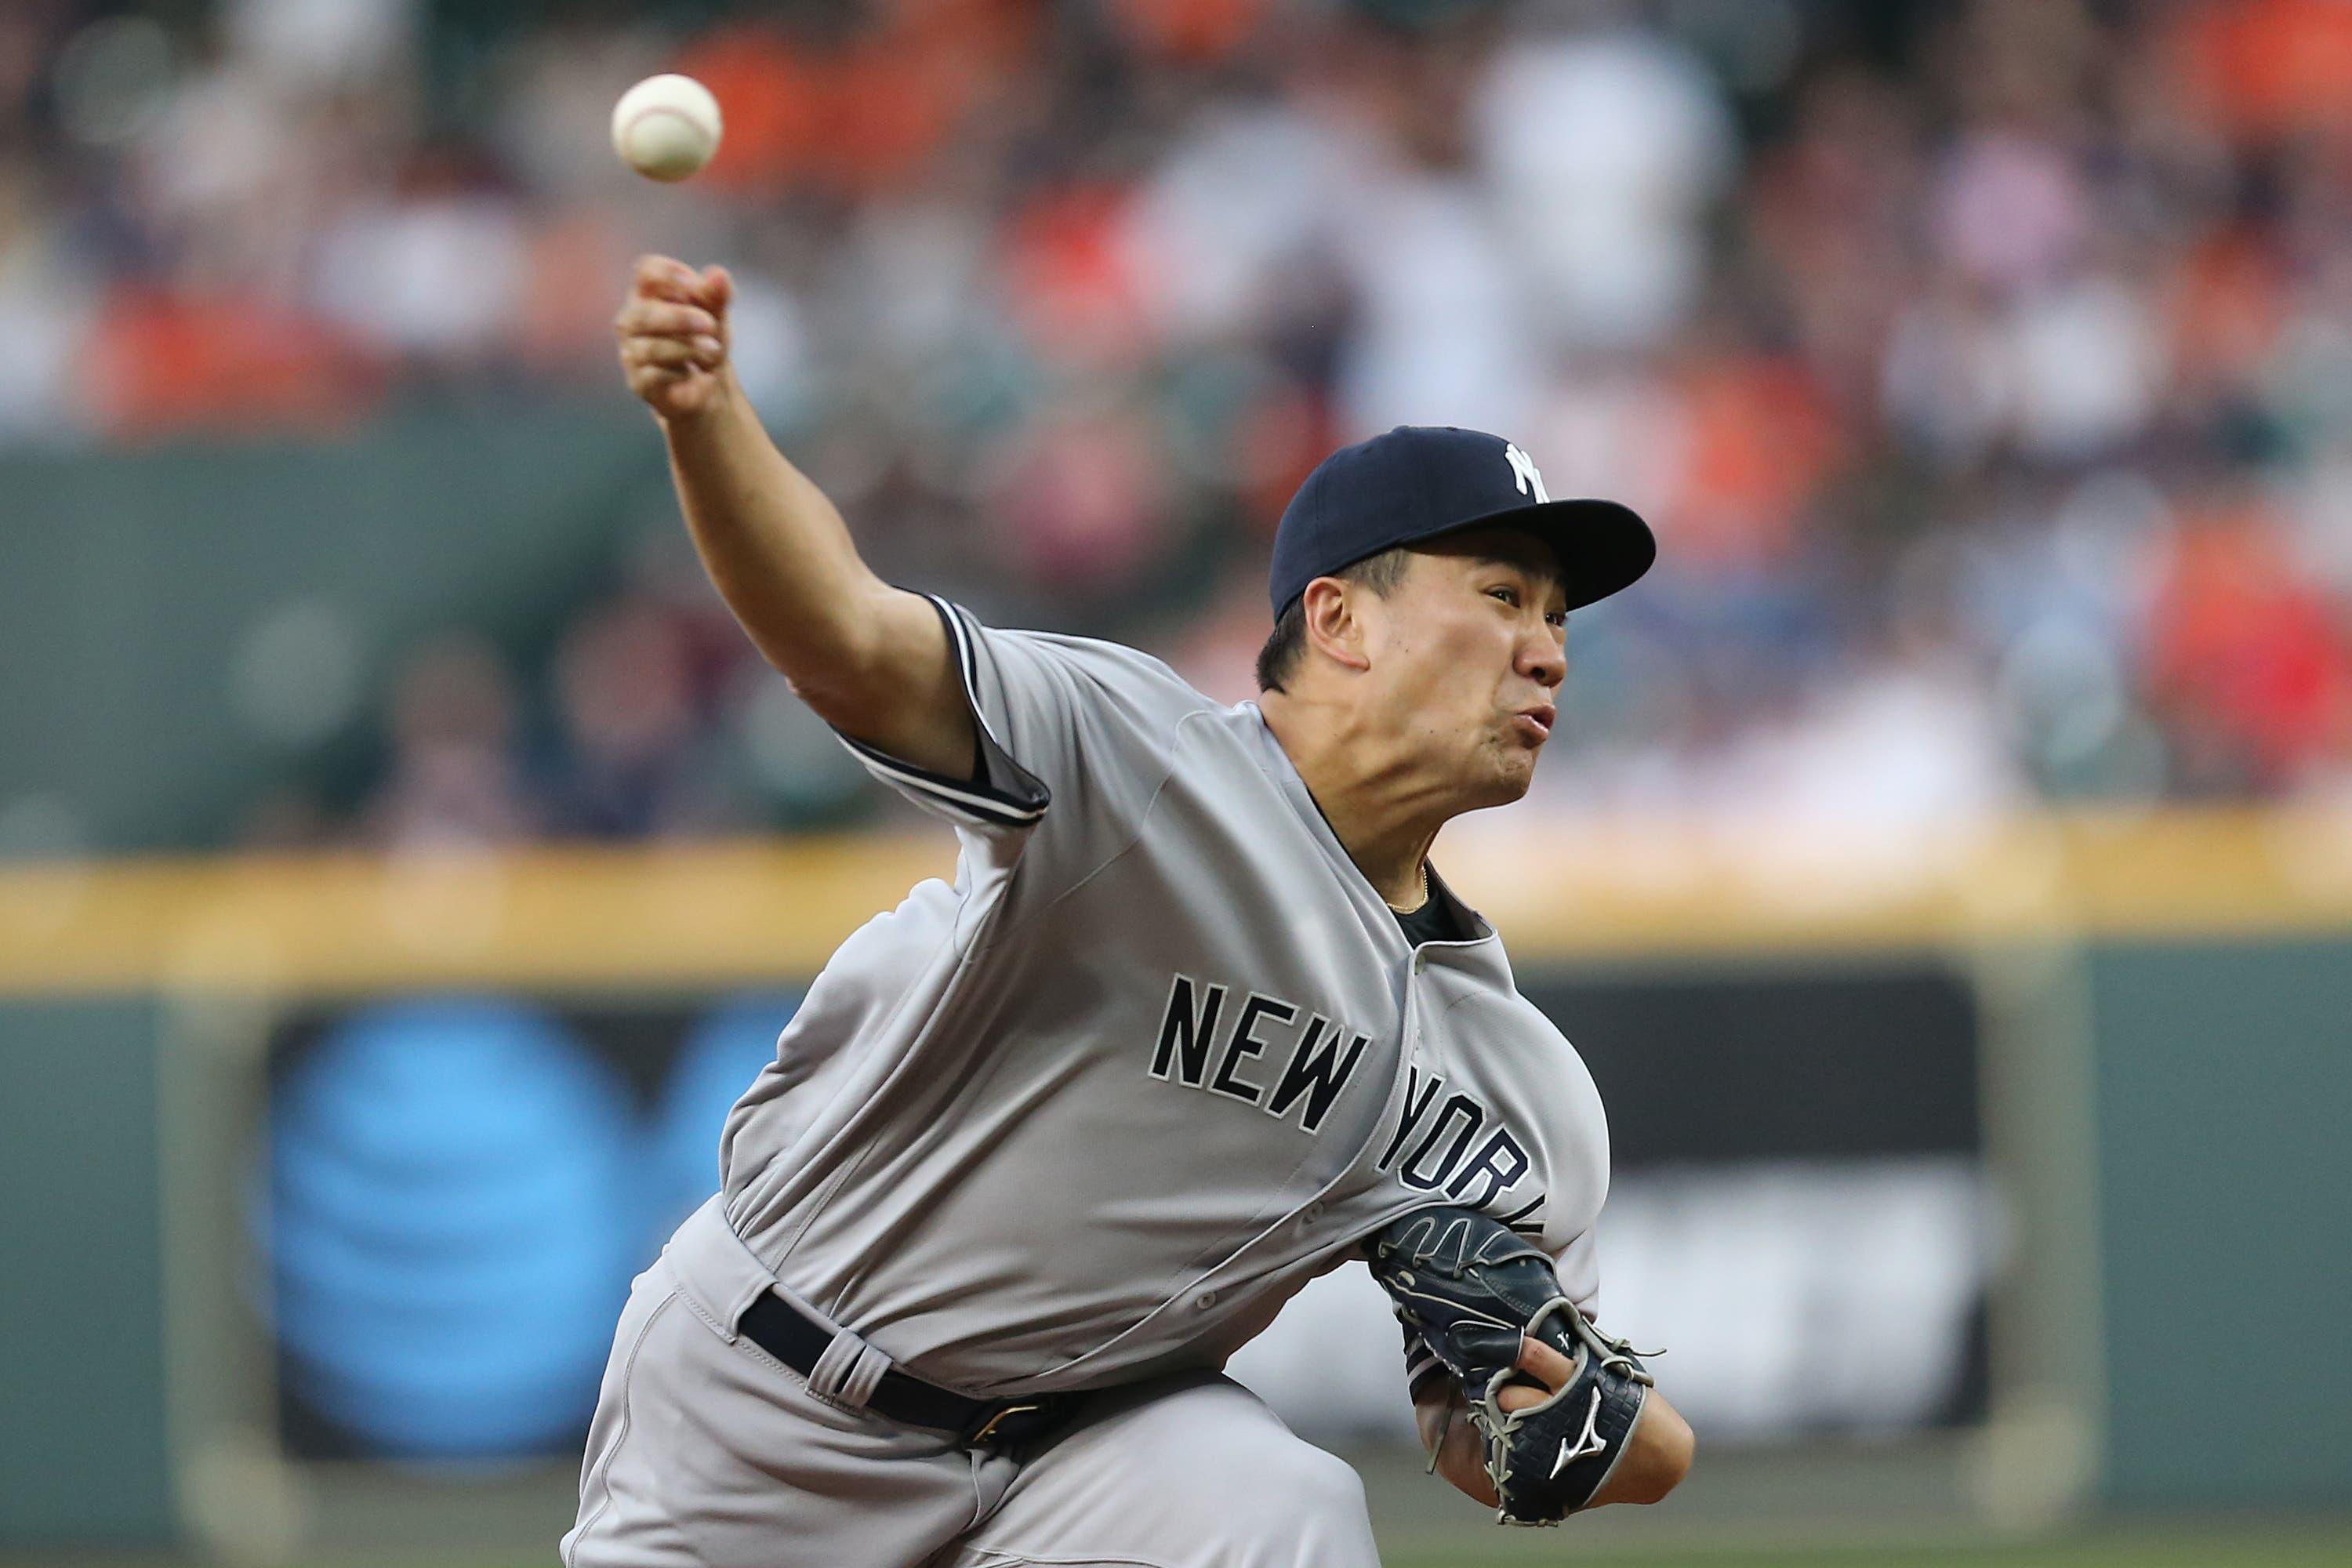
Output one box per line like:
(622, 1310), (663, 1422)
(1416, 1338), (1567, 1508)
(1417, 1338), (1694, 1511)
(615, 255), (734, 422)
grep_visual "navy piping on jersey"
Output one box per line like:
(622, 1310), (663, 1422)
(830, 596), (1051, 829)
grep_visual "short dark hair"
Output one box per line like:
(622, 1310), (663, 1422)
(1254, 548), (1411, 692)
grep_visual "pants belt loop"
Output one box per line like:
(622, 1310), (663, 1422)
(807, 1326), (892, 1409)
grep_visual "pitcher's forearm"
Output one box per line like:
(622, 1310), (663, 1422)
(617, 255), (965, 774)
(661, 377), (888, 684)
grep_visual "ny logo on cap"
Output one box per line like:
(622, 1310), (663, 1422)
(1504, 442), (1550, 503)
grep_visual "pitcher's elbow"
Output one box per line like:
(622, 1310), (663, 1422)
(1657, 1414), (1695, 1498)
(1630, 1400), (1696, 1504)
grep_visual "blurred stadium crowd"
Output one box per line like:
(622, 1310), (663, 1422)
(10, 0), (2352, 847)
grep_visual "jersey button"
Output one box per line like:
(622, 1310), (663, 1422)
(1301, 1203), (1325, 1225)
(1192, 1290), (1218, 1310)
(1411, 953), (1427, 975)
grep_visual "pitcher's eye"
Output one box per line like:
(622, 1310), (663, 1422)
(1487, 586), (1519, 607)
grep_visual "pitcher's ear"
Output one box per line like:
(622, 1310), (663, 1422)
(1300, 575), (1372, 673)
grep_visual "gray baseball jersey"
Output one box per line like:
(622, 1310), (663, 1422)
(711, 597), (1610, 1398)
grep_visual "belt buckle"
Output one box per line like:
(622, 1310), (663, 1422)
(967, 1401), (1043, 1447)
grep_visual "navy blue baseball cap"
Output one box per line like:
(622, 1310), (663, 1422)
(1269, 426), (1655, 619)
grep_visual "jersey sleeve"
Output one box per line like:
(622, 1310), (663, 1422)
(833, 595), (1200, 858)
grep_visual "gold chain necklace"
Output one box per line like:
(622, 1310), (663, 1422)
(1387, 861), (1430, 913)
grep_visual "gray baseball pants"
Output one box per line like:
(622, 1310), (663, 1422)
(562, 1200), (1381, 1568)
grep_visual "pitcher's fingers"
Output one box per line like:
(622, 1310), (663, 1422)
(1495, 1377), (1552, 1414)
(622, 336), (720, 370)
(698, 264), (734, 315)
(632, 253), (704, 303)
(615, 299), (719, 340)
(1517, 1336), (1577, 1391)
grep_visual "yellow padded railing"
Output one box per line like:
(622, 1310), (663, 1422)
(2, 807), (2350, 996)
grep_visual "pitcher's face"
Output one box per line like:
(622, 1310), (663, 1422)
(1354, 528), (1569, 808)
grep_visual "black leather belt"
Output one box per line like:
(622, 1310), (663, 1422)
(738, 1290), (1078, 1451)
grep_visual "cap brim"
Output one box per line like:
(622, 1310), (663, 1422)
(1435, 499), (1657, 612)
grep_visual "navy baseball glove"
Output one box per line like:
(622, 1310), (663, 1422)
(1367, 1207), (1656, 1526)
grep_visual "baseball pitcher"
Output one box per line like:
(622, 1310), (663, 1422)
(568, 256), (1695, 1567)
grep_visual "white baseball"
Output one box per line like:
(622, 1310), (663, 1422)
(612, 74), (723, 183)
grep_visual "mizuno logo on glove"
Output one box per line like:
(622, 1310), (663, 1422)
(1552, 1388), (1606, 1476)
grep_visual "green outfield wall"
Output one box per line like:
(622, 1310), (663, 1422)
(0, 398), (658, 854)
(0, 998), (173, 1545)
(2085, 941), (2352, 1507)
